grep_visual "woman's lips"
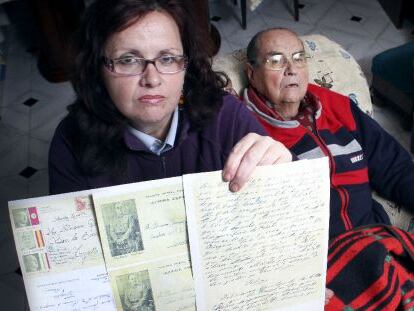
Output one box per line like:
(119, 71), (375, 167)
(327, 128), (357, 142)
(138, 95), (165, 104)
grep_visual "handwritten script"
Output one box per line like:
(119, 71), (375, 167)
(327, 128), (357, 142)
(184, 158), (330, 311)
(39, 201), (103, 268)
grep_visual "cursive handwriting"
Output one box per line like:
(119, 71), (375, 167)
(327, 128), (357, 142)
(185, 159), (330, 310)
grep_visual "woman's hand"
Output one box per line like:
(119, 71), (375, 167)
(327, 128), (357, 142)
(222, 133), (292, 192)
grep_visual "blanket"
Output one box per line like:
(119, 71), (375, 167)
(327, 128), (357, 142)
(326, 225), (414, 310)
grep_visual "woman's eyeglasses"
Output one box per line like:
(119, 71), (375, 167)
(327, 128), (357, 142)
(103, 55), (187, 76)
(262, 51), (310, 71)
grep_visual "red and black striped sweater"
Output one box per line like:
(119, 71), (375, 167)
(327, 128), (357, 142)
(245, 83), (414, 238)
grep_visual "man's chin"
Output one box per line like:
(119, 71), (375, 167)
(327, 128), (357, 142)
(281, 98), (302, 106)
(281, 91), (305, 104)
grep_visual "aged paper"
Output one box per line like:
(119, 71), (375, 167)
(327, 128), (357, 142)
(92, 177), (195, 311)
(10, 158), (329, 311)
(9, 191), (116, 311)
(183, 158), (330, 311)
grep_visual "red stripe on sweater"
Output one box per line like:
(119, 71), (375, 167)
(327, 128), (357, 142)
(343, 188), (352, 230)
(332, 168), (369, 186)
(258, 119), (307, 148)
(308, 84), (357, 132)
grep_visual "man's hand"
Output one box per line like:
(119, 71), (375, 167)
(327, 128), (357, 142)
(325, 288), (334, 305)
(223, 133), (292, 192)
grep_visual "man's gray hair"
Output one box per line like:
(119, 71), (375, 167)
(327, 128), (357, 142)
(246, 27), (301, 66)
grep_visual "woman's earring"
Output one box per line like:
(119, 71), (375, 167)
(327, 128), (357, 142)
(179, 93), (185, 106)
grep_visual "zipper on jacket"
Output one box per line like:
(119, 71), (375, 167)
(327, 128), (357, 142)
(302, 125), (353, 231)
(161, 156), (167, 177)
(336, 186), (352, 230)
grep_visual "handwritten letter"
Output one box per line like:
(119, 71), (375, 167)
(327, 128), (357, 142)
(184, 158), (330, 311)
(10, 158), (329, 311)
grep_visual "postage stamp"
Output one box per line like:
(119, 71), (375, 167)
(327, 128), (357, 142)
(23, 253), (43, 273)
(102, 199), (144, 257)
(12, 208), (31, 228)
(116, 270), (155, 311)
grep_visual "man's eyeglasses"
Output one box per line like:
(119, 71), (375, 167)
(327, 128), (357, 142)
(103, 55), (188, 76)
(262, 51), (310, 71)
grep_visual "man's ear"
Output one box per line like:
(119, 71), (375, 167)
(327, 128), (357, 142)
(245, 62), (254, 83)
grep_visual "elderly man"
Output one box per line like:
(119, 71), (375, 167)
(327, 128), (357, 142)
(244, 27), (414, 238)
(243, 28), (414, 310)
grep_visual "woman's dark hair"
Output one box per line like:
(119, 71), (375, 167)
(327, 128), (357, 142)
(68, 0), (227, 176)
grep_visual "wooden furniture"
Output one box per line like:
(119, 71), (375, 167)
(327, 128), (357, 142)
(378, 0), (414, 29)
(30, 0), (85, 82)
(233, 0), (300, 30)
(192, 0), (221, 56)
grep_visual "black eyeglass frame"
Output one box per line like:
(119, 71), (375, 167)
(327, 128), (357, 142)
(102, 55), (188, 76)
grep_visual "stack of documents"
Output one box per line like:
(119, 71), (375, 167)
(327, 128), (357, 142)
(9, 158), (330, 311)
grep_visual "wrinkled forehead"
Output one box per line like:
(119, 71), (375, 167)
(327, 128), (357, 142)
(257, 30), (304, 57)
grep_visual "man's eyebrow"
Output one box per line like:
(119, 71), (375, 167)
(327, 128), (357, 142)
(265, 50), (306, 57)
(265, 51), (283, 57)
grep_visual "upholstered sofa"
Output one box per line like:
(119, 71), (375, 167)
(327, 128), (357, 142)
(371, 41), (414, 150)
(212, 34), (414, 233)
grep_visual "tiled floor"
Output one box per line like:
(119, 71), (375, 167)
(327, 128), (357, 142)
(0, 0), (413, 308)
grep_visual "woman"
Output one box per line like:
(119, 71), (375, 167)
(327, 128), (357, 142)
(48, 0), (291, 195)
(48, 1), (338, 306)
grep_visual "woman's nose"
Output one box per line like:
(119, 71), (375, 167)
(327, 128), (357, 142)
(140, 63), (161, 87)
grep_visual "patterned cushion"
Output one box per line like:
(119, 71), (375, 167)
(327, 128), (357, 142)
(212, 34), (414, 232)
(303, 35), (372, 116)
(373, 193), (414, 233)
